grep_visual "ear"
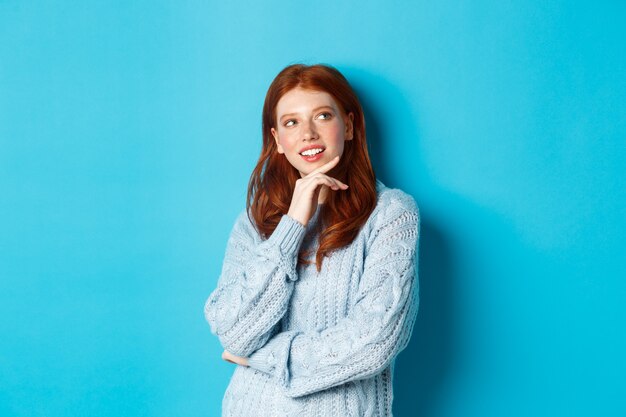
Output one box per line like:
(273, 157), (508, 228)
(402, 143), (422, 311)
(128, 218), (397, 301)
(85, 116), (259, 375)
(271, 127), (284, 154)
(345, 112), (354, 140)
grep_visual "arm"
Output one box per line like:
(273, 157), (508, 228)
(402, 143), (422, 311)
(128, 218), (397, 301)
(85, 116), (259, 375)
(204, 210), (307, 357)
(247, 197), (420, 398)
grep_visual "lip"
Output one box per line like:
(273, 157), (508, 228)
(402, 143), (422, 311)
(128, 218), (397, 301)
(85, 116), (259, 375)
(299, 146), (326, 163)
(298, 145), (326, 154)
(300, 150), (325, 162)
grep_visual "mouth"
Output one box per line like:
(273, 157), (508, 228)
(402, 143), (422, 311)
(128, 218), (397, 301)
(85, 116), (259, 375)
(299, 147), (325, 162)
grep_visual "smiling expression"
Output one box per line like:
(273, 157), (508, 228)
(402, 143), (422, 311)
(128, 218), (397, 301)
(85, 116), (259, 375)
(271, 87), (354, 178)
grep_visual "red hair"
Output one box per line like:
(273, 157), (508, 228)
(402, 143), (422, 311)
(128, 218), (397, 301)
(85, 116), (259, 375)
(246, 64), (377, 272)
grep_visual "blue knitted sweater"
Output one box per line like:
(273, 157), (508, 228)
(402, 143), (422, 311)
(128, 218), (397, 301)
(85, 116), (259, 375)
(204, 179), (420, 416)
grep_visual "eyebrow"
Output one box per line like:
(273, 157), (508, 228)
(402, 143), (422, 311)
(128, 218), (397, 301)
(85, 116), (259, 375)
(279, 105), (335, 121)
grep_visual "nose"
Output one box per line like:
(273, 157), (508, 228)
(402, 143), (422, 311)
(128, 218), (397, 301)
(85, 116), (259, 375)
(302, 120), (318, 141)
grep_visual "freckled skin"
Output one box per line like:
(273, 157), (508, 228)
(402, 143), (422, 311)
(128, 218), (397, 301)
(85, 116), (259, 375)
(270, 87), (353, 178)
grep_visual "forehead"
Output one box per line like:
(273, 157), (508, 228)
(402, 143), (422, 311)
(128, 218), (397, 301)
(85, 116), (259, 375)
(275, 88), (339, 115)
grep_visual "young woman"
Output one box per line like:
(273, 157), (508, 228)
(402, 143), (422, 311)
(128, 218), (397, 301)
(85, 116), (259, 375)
(204, 64), (420, 416)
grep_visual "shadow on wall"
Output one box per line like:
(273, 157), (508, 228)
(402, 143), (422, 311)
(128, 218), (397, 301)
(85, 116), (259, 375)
(394, 219), (458, 416)
(346, 68), (457, 416)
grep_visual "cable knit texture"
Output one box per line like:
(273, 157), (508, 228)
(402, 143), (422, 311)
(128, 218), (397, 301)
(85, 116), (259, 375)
(204, 179), (420, 416)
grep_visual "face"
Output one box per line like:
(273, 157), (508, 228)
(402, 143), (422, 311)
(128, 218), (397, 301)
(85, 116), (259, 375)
(271, 87), (354, 178)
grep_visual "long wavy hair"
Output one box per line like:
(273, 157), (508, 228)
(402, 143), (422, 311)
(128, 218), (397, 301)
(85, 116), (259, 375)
(246, 64), (377, 272)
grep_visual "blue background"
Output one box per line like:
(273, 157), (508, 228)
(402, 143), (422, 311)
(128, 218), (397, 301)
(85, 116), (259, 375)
(1, 1), (625, 416)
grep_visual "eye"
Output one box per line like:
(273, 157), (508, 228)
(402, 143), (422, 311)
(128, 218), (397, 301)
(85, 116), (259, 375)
(284, 119), (297, 127)
(317, 112), (333, 120)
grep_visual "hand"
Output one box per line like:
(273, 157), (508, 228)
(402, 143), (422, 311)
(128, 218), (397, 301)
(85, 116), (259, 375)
(222, 350), (249, 367)
(287, 155), (349, 227)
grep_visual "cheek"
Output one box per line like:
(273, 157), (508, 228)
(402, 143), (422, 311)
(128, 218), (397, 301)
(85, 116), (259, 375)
(280, 130), (298, 149)
(277, 130), (299, 151)
(324, 123), (344, 140)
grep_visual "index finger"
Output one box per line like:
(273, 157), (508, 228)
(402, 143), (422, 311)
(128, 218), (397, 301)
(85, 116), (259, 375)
(304, 155), (340, 177)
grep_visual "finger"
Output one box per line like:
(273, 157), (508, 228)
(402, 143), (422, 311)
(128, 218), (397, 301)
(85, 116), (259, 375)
(305, 155), (340, 177)
(313, 173), (349, 188)
(222, 352), (237, 364)
(309, 174), (349, 190)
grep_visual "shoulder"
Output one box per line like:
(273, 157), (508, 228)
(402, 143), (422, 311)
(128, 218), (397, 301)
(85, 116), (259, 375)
(361, 179), (420, 252)
(229, 207), (263, 244)
(373, 179), (420, 225)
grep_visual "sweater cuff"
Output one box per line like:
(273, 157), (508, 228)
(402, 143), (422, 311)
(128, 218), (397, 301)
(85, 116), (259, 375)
(258, 215), (306, 281)
(247, 331), (298, 378)
(270, 214), (306, 255)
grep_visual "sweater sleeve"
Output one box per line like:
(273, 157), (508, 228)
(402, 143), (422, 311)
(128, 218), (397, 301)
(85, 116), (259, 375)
(247, 197), (420, 398)
(204, 210), (307, 357)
